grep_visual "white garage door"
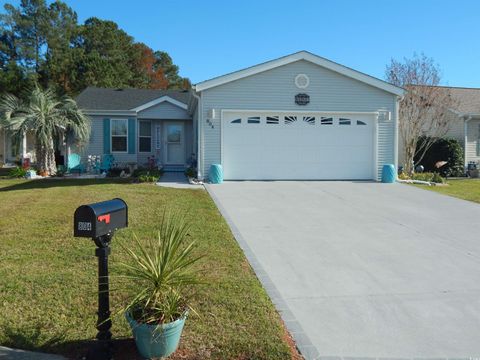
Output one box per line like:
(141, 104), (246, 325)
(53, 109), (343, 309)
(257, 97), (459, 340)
(222, 111), (376, 180)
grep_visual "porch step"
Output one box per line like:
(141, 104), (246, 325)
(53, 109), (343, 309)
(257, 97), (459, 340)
(163, 165), (186, 173)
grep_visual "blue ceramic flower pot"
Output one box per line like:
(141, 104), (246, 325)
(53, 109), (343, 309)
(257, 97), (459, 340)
(126, 312), (187, 359)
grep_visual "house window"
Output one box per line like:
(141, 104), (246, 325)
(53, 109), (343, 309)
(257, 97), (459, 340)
(139, 120), (151, 152)
(111, 119), (128, 152)
(247, 116), (260, 124)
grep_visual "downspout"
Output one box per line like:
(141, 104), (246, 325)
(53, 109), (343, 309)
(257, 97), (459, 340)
(191, 88), (202, 180)
(464, 115), (472, 168)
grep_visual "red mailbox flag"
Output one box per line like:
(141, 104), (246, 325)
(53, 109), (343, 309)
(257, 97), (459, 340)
(98, 214), (111, 224)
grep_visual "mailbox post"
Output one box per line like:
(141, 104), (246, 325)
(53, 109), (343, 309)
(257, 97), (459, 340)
(74, 198), (128, 360)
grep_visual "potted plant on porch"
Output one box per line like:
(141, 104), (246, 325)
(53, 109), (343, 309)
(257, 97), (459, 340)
(117, 212), (203, 359)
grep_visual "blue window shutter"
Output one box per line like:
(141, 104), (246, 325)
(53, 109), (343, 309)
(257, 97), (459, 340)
(128, 118), (136, 154)
(103, 118), (110, 154)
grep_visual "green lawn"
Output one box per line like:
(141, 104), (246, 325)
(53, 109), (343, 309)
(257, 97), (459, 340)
(0, 179), (296, 359)
(415, 179), (480, 204)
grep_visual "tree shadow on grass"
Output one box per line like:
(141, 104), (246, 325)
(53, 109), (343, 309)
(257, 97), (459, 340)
(0, 178), (133, 192)
(1, 325), (143, 360)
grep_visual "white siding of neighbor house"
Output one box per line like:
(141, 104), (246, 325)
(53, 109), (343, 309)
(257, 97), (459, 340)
(137, 101), (189, 120)
(199, 59), (398, 180)
(466, 118), (480, 164)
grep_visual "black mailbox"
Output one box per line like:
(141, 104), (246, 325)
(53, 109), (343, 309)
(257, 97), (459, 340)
(73, 198), (128, 359)
(74, 198), (128, 238)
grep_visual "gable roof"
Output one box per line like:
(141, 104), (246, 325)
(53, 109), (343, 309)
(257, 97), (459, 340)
(76, 87), (190, 111)
(445, 86), (480, 115)
(194, 50), (404, 96)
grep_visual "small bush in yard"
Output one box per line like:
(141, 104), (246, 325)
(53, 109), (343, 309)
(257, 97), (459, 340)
(8, 166), (27, 178)
(107, 167), (130, 177)
(138, 174), (159, 183)
(411, 172), (445, 183)
(415, 137), (464, 177)
(133, 167), (163, 182)
(184, 167), (196, 178)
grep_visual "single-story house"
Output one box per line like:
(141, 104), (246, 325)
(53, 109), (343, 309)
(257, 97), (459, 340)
(1, 51), (406, 181)
(397, 86), (480, 169)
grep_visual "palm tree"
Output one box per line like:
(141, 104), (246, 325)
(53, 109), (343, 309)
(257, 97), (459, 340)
(0, 85), (90, 175)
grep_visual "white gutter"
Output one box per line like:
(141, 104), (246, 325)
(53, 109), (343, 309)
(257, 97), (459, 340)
(191, 88), (203, 179)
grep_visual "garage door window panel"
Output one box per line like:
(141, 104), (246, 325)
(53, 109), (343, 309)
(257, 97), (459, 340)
(321, 117), (333, 125)
(285, 116), (297, 125)
(357, 120), (367, 126)
(247, 116), (261, 124)
(267, 116), (279, 125)
(303, 116), (315, 125)
(230, 118), (241, 124)
(339, 118), (351, 125)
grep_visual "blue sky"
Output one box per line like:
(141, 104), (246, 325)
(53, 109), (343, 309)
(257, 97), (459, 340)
(2, 0), (479, 87)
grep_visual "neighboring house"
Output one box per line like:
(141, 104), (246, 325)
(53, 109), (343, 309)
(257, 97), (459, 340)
(1, 51), (405, 181)
(397, 86), (480, 169)
(440, 86), (480, 167)
(0, 129), (36, 165)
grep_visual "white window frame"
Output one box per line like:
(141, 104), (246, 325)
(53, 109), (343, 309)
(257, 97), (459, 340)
(110, 118), (128, 153)
(138, 120), (152, 153)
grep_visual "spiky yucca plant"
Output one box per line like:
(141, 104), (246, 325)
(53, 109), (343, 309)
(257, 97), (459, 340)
(118, 212), (203, 325)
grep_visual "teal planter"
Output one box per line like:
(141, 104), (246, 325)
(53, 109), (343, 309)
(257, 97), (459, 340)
(382, 164), (396, 183)
(126, 312), (187, 359)
(209, 164), (223, 184)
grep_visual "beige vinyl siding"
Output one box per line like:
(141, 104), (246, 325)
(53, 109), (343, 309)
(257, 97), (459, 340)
(199, 59), (397, 180)
(466, 118), (480, 164)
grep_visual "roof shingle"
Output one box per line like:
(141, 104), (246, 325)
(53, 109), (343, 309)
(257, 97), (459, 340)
(446, 87), (480, 114)
(76, 87), (190, 110)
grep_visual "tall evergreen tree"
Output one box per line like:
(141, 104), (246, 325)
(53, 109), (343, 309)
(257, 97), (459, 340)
(132, 43), (168, 89)
(42, 1), (79, 92)
(154, 51), (189, 89)
(74, 17), (139, 91)
(3, 0), (48, 74)
(0, 1), (190, 94)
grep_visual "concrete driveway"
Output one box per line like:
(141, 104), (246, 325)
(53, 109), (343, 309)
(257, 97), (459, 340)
(206, 181), (480, 360)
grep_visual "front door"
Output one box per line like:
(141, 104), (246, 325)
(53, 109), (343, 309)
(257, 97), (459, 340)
(164, 122), (185, 165)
